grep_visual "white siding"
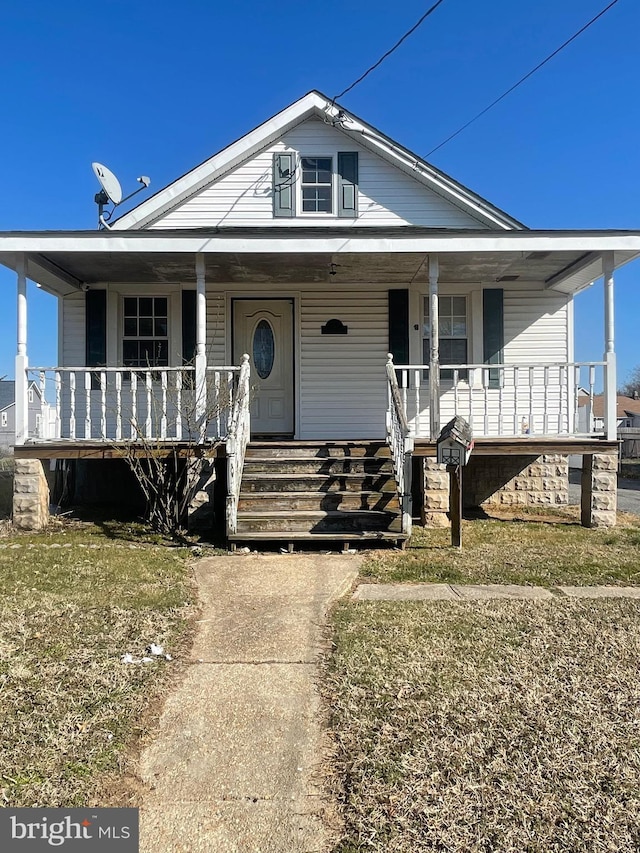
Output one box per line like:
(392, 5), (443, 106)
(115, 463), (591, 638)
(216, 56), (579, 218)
(149, 118), (487, 230)
(61, 292), (85, 367)
(503, 289), (569, 364)
(57, 282), (574, 440)
(206, 290), (226, 365)
(298, 288), (388, 439)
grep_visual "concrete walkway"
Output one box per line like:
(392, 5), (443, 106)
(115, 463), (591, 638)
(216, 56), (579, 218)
(353, 582), (640, 601)
(140, 554), (359, 853)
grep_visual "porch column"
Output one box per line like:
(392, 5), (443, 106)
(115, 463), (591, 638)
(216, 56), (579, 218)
(429, 255), (440, 439)
(15, 255), (28, 446)
(602, 252), (617, 442)
(195, 253), (207, 428)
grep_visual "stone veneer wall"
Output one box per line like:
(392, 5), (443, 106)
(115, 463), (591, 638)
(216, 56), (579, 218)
(13, 459), (50, 530)
(465, 454), (569, 509)
(421, 454), (569, 527)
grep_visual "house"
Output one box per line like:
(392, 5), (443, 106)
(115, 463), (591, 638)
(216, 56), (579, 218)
(578, 392), (640, 432)
(576, 393), (640, 461)
(0, 90), (636, 538)
(0, 379), (53, 449)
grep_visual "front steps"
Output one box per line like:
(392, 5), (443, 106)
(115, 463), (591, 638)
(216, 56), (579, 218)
(229, 441), (407, 548)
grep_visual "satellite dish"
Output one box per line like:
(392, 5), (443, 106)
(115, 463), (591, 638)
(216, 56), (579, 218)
(92, 162), (123, 204)
(91, 161), (151, 228)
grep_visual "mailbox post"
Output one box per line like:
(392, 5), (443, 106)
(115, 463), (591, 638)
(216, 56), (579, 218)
(436, 416), (474, 548)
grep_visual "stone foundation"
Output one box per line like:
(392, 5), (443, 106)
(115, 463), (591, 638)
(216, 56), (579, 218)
(581, 453), (617, 528)
(13, 459), (50, 530)
(420, 454), (569, 528)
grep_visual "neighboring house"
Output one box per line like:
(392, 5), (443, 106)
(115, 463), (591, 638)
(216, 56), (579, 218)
(578, 393), (640, 432)
(1, 90), (638, 537)
(0, 380), (53, 449)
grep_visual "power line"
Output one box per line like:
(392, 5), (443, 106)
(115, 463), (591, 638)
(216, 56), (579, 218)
(333, 0), (446, 102)
(425, 0), (621, 158)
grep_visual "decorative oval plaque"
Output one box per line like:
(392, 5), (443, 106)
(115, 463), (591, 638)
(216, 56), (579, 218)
(253, 319), (275, 379)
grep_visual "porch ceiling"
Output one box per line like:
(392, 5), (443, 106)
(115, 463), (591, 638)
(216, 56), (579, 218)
(1, 227), (639, 294)
(16, 249), (617, 290)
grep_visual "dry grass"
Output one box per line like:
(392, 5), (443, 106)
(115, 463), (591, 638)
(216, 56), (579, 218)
(326, 599), (640, 852)
(0, 520), (196, 807)
(363, 509), (640, 587)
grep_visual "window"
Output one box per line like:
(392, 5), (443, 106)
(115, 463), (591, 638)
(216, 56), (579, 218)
(423, 296), (468, 380)
(123, 297), (169, 367)
(1, 412), (7, 428)
(35, 414), (42, 436)
(28, 388), (34, 403)
(301, 157), (332, 213)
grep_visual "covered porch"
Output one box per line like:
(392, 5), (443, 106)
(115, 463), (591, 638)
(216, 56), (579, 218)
(2, 226), (636, 446)
(2, 227), (637, 536)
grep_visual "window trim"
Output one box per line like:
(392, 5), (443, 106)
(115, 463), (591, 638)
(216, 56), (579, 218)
(299, 155), (334, 216)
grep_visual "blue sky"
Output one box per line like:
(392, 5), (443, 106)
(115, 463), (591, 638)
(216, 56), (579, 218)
(0, 0), (638, 383)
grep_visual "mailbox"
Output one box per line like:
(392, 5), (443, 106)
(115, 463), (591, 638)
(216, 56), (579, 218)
(436, 416), (474, 467)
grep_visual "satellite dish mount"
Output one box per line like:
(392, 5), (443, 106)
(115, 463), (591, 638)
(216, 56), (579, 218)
(92, 162), (150, 229)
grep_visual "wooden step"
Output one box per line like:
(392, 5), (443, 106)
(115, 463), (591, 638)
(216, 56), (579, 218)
(236, 510), (403, 534)
(245, 442), (390, 459)
(240, 473), (397, 493)
(234, 440), (404, 544)
(243, 457), (393, 475)
(238, 491), (399, 512)
(229, 530), (407, 543)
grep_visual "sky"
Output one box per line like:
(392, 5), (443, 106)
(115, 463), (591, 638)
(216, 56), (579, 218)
(0, 0), (638, 385)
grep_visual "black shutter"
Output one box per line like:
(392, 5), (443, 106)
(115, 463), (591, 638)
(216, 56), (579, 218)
(483, 288), (504, 389)
(181, 290), (197, 365)
(337, 152), (358, 218)
(85, 289), (106, 367)
(273, 152), (295, 217)
(388, 289), (409, 364)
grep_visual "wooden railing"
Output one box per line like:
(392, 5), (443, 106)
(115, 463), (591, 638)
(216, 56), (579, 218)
(385, 355), (414, 537)
(388, 359), (607, 438)
(225, 354), (251, 537)
(28, 365), (242, 442)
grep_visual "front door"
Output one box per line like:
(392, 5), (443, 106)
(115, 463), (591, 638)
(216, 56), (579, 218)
(232, 299), (294, 435)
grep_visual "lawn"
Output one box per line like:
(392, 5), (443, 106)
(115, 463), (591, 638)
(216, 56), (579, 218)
(362, 508), (640, 587)
(326, 598), (640, 852)
(0, 520), (196, 807)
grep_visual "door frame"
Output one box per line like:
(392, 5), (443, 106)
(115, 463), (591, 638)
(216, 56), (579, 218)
(228, 293), (299, 438)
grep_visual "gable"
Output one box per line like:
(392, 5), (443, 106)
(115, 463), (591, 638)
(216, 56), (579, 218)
(113, 91), (523, 232)
(147, 118), (489, 230)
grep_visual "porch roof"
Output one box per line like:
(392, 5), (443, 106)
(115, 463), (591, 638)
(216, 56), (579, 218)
(1, 226), (639, 296)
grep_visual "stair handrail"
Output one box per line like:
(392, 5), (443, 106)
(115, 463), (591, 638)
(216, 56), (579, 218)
(385, 354), (414, 537)
(226, 354), (251, 537)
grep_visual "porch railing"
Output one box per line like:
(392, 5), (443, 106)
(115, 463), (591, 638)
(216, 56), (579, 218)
(389, 358), (606, 438)
(226, 354), (251, 537)
(385, 355), (414, 536)
(28, 365), (242, 442)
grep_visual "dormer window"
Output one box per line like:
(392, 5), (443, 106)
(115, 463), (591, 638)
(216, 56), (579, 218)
(301, 157), (332, 213)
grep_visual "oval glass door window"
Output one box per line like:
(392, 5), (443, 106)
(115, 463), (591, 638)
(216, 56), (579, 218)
(253, 319), (275, 379)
